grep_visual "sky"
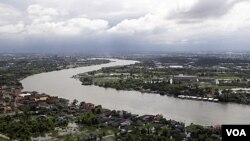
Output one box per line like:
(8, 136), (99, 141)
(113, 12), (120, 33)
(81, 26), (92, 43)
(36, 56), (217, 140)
(0, 0), (250, 53)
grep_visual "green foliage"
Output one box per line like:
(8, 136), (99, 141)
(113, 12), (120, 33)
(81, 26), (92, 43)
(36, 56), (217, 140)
(0, 110), (69, 140)
(219, 92), (250, 104)
(0, 116), (54, 140)
(76, 112), (99, 126)
(186, 124), (220, 141)
(116, 125), (183, 141)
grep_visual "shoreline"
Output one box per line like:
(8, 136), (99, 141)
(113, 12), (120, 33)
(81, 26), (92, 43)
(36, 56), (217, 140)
(0, 91), (221, 141)
(80, 83), (229, 104)
(21, 58), (250, 126)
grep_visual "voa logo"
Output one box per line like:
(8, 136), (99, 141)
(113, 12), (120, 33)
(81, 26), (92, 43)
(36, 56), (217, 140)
(226, 129), (246, 136)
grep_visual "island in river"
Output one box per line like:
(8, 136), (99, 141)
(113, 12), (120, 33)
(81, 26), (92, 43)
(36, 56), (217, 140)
(79, 55), (250, 105)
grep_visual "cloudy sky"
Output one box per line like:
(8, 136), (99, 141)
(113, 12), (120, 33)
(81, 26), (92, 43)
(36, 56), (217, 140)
(0, 0), (250, 53)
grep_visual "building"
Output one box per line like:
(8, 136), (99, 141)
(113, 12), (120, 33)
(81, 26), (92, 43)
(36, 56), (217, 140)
(170, 75), (198, 84)
(35, 96), (49, 101)
(198, 78), (219, 85)
(83, 103), (95, 110)
(169, 65), (184, 69)
(47, 96), (60, 104)
(170, 75), (219, 85)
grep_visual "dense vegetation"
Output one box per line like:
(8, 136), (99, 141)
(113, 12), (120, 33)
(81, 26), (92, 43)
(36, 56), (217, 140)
(79, 55), (250, 105)
(219, 90), (250, 104)
(0, 55), (110, 85)
(186, 124), (221, 141)
(0, 111), (68, 140)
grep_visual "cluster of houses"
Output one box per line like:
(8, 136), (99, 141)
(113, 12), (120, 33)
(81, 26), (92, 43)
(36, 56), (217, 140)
(93, 110), (185, 137)
(0, 85), (62, 113)
(170, 75), (219, 85)
(142, 74), (220, 86)
(19, 92), (62, 110)
(72, 102), (185, 132)
(93, 72), (141, 79)
(65, 100), (186, 139)
(170, 74), (250, 87)
(82, 112), (186, 140)
(0, 81), (23, 112)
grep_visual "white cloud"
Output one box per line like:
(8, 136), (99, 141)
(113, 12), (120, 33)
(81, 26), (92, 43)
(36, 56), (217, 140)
(0, 22), (24, 34)
(222, 1), (250, 31)
(27, 17), (109, 36)
(0, 4), (24, 34)
(108, 14), (160, 34)
(30, 0), (159, 18)
(27, 4), (59, 16)
(0, 4), (110, 36)
(106, 0), (250, 44)
(27, 4), (63, 24)
(0, 0), (250, 51)
(0, 3), (22, 25)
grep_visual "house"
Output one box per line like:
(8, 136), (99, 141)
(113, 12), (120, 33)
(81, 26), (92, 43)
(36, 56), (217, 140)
(109, 121), (120, 127)
(19, 93), (31, 97)
(140, 115), (155, 122)
(97, 114), (110, 123)
(47, 96), (60, 104)
(37, 102), (51, 109)
(56, 116), (66, 121)
(35, 96), (48, 101)
(84, 135), (97, 141)
(218, 79), (233, 84)
(134, 120), (143, 126)
(83, 103), (94, 110)
(120, 120), (131, 127)
(169, 65), (184, 69)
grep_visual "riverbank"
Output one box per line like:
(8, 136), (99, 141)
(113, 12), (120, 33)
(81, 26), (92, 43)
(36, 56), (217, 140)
(78, 60), (250, 105)
(21, 58), (250, 126)
(0, 91), (221, 141)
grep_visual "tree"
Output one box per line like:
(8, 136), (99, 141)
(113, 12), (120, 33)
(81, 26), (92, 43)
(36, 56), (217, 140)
(4, 97), (10, 103)
(79, 101), (85, 108)
(161, 127), (171, 137)
(71, 99), (78, 107)
(141, 127), (147, 134)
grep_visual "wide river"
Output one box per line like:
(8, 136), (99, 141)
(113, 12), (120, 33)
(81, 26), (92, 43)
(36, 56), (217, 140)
(21, 59), (250, 126)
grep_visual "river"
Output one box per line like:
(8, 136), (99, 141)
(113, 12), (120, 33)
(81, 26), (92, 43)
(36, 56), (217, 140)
(21, 59), (250, 126)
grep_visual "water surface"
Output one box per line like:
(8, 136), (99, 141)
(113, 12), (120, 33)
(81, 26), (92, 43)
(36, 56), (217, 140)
(21, 59), (250, 125)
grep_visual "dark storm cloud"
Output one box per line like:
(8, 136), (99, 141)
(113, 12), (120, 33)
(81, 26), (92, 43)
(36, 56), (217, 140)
(172, 0), (245, 20)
